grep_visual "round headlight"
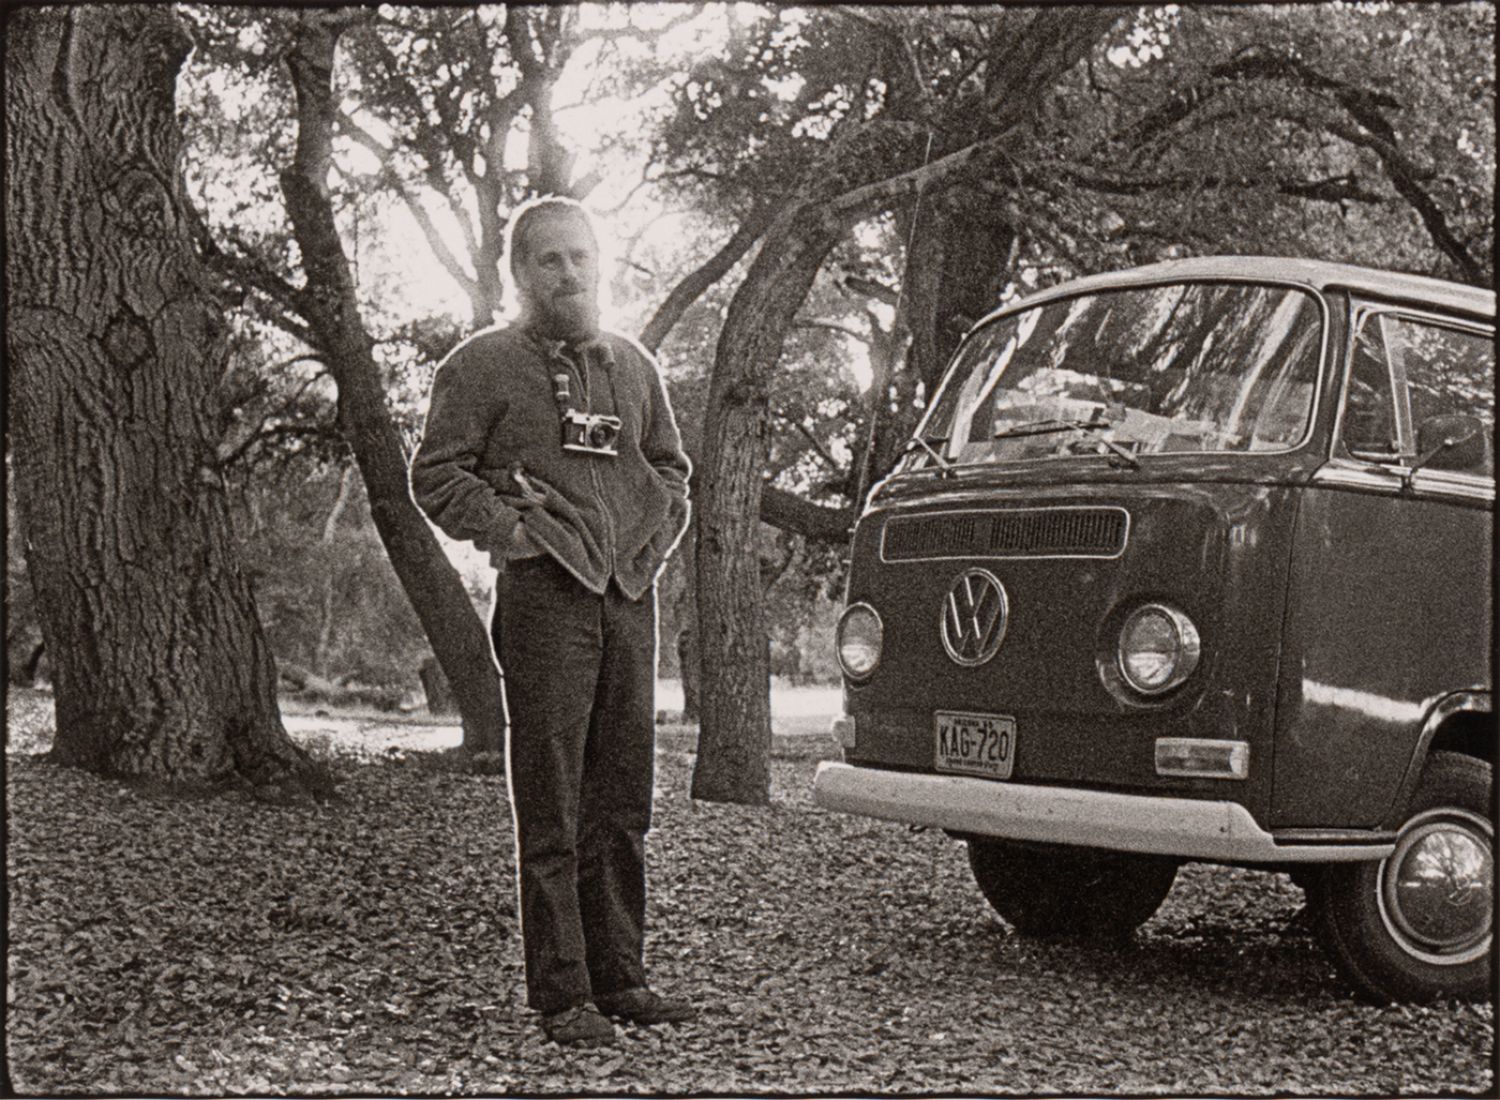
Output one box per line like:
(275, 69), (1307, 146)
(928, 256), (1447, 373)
(836, 603), (883, 681)
(1117, 604), (1200, 695)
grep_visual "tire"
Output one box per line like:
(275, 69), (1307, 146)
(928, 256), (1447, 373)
(1316, 751), (1493, 1003)
(966, 838), (1178, 941)
(1289, 866), (1329, 931)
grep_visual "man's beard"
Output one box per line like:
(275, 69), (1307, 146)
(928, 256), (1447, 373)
(525, 289), (600, 341)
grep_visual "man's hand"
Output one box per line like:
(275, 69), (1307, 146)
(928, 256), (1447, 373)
(510, 463), (548, 504)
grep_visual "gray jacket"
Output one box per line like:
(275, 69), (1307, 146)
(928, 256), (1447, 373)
(410, 325), (691, 600)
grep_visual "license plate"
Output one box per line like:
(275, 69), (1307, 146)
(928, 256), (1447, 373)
(935, 711), (1016, 779)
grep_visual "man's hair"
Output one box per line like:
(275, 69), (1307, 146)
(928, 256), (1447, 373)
(506, 196), (598, 280)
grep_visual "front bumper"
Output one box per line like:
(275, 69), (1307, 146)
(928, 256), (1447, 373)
(812, 762), (1393, 864)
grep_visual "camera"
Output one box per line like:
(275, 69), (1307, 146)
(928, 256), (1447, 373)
(562, 409), (622, 456)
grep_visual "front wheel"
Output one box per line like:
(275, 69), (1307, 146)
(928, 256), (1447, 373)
(967, 838), (1178, 941)
(1316, 751), (1493, 1003)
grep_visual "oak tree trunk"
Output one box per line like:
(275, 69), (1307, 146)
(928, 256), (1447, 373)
(692, 206), (846, 804)
(690, 117), (941, 804)
(280, 12), (506, 755)
(5, 7), (312, 789)
(418, 657), (459, 716)
(311, 466), (353, 676)
(674, 585), (700, 724)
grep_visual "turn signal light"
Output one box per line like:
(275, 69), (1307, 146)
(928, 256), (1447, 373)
(1155, 737), (1249, 780)
(836, 603), (883, 681)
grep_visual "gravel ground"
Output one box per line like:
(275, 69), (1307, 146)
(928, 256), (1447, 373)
(6, 690), (1494, 1095)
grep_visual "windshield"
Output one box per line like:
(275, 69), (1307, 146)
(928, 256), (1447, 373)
(907, 281), (1324, 470)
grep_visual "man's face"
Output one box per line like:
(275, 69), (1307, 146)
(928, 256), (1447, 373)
(514, 212), (601, 339)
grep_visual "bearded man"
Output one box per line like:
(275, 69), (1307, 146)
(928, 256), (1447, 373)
(410, 196), (694, 1047)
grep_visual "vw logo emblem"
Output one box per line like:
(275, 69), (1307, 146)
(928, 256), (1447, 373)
(940, 569), (1009, 667)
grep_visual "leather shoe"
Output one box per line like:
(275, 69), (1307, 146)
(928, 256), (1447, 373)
(540, 1003), (616, 1046)
(594, 987), (696, 1025)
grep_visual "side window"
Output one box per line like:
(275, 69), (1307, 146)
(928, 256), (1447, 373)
(1399, 321), (1495, 478)
(1343, 310), (1495, 477)
(1343, 315), (1401, 458)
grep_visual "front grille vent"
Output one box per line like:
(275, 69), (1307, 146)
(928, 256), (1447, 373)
(882, 507), (1128, 561)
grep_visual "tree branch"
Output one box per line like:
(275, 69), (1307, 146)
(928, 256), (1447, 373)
(771, 411), (845, 473)
(1124, 49), (1400, 155)
(184, 195), (316, 339)
(218, 382), (317, 467)
(759, 484), (855, 544)
(1114, 44), (1481, 279)
(335, 112), (484, 302)
(794, 319), (870, 345)
(576, 5), (704, 47)
(1272, 106), (1482, 281)
(833, 8), (926, 107)
(218, 418), (340, 469)
(1055, 163), (1384, 205)
(638, 205), (775, 352)
(207, 243), (320, 348)
(841, 274), (901, 308)
(823, 131), (1006, 222)
(981, 9), (1126, 128)
(355, 26), (485, 244)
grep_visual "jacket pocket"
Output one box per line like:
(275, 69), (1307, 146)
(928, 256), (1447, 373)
(508, 469), (609, 581)
(628, 474), (688, 579)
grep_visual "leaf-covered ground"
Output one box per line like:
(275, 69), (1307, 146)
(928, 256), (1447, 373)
(6, 691), (1493, 1095)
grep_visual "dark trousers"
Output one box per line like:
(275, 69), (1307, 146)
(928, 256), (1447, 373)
(491, 555), (657, 1013)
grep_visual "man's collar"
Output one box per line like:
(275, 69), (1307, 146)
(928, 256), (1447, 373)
(523, 326), (616, 368)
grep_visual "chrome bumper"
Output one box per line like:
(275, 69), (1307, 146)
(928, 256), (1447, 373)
(812, 762), (1393, 864)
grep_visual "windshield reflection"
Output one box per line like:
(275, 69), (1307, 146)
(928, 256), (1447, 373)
(908, 282), (1325, 471)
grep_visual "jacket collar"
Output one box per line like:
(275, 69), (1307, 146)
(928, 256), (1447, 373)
(524, 327), (617, 370)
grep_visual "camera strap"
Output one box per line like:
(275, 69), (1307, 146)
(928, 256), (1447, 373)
(538, 334), (622, 422)
(571, 340), (621, 419)
(539, 338), (588, 414)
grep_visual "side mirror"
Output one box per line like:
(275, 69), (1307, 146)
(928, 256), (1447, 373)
(1411, 413), (1491, 475)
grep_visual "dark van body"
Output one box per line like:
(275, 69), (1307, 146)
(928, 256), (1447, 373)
(814, 257), (1494, 1003)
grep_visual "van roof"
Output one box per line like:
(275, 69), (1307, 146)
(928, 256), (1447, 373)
(995, 256), (1496, 322)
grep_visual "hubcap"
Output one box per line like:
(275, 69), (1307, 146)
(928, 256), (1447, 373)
(1378, 808), (1493, 966)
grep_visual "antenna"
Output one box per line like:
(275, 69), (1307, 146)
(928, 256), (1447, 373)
(890, 128), (936, 332)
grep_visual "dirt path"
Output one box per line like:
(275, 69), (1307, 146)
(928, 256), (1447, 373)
(279, 678), (841, 754)
(7, 682), (842, 758)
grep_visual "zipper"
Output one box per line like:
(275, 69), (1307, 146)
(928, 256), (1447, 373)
(590, 450), (616, 576)
(573, 346), (616, 574)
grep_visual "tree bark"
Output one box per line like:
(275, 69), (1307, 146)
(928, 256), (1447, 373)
(692, 199), (857, 804)
(673, 584), (700, 724)
(5, 7), (313, 789)
(691, 122), (941, 804)
(639, 206), (775, 354)
(418, 656), (458, 715)
(312, 465), (354, 676)
(280, 12), (506, 755)
(759, 485), (855, 544)
(677, 625), (700, 724)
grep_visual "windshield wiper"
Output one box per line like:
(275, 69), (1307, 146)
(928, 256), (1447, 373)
(993, 416), (1140, 469)
(991, 418), (1092, 440)
(902, 434), (954, 475)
